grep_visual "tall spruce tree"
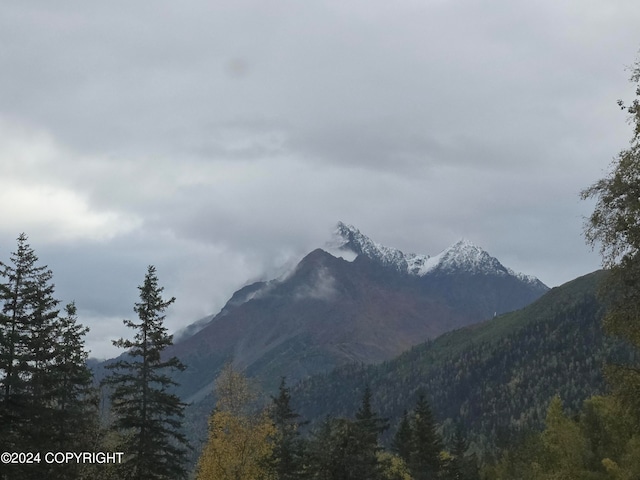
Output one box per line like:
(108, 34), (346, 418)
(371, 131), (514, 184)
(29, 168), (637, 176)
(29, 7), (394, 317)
(409, 394), (443, 480)
(0, 234), (98, 480)
(392, 410), (413, 465)
(48, 302), (100, 480)
(0, 234), (59, 480)
(270, 377), (306, 480)
(445, 425), (479, 480)
(0, 234), (59, 454)
(305, 417), (334, 480)
(103, 265), (189, 480)
(306, 416), (358, 480)
(352, 385), (388, 480)
(51, 302), (98, 451)
(304, 388), (389, 480)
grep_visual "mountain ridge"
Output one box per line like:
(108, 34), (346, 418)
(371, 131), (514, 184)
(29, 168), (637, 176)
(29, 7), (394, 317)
(331, 222), (546, 289)
(176, 222), (546, 347)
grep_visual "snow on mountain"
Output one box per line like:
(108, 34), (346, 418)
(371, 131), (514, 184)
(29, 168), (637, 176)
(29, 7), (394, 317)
(405, 252), (435, 276)
(330, 222), (545, 287)
(427, 238), (507, 276)
(332, 222), (410, 271)
(182, 222), (545, 341)
(506, 268), (545, 287)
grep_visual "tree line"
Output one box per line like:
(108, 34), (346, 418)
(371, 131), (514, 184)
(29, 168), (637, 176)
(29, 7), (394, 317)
(196, 364), (480, 480)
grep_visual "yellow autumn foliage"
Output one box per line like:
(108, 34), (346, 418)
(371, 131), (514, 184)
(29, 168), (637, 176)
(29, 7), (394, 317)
(196, 409), (275, 480)
(196, 363), (275, 480)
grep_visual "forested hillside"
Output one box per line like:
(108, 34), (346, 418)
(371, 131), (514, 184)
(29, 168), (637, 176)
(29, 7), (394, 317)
(188, 266), (638, 479)
(291, 271), (633, 454)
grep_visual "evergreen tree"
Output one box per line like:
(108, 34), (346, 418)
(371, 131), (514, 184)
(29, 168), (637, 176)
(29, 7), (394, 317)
(352, 385), (388, 480)
(409, 394), (442, 480)
(449, 426), (467, 479)
(51, 302), (99, 451)
(103, 265), (189, 480)
(305, 417), (335, 480)
(392, 410), (413, 465)
(444, 425), (479, 480)
(306, 416), (359, 480)
(45, 302), (100, 480)
(0, 234), (98, 480)
(0, 233), (60, 455)
(270, 377), (306, 479)
(304, 388), (389, 480)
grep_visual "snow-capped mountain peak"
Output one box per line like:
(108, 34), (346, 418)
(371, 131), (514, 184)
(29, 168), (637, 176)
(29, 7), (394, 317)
(429, 238), (507, 275)
(328, 223), (546, 288)
(331, 222), (411, 271)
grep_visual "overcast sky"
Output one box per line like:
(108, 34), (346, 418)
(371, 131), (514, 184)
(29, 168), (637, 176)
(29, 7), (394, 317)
(2, 1), (639, 358)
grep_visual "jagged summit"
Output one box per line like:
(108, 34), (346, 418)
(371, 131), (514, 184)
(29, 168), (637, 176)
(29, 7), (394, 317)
(429, 238), (507, 275)
(330, 222), (546, 288)
(331, 222), (413, 271)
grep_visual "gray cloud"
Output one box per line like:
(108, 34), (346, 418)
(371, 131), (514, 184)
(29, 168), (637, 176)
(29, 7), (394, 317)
(294, 267), (338, 302)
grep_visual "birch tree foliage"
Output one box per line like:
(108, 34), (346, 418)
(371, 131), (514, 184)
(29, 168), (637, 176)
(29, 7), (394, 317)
(196, 363), (275, 480)
(581, 56), (640, 421)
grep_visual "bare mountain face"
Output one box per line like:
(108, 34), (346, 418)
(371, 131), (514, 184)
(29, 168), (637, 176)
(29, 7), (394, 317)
(164, 223), (549, 403)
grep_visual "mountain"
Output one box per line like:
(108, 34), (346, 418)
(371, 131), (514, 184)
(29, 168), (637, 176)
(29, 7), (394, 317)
(333, 222), (547, 319)
(333, 222), (542, 285)
(290, 270), (631, 453)
(165, 222), (548, 405)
